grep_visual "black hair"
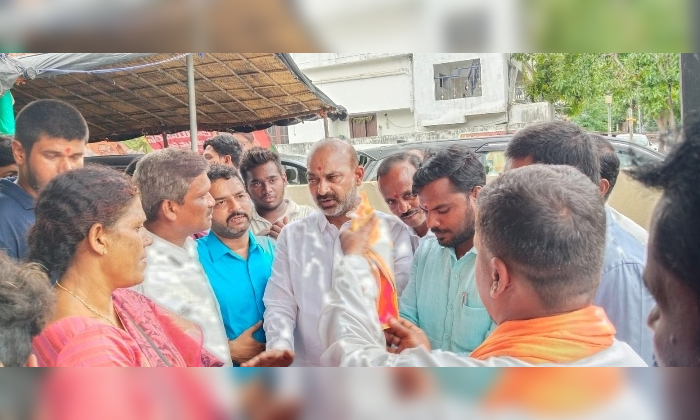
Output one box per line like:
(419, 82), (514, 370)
(478, 164), (607, 308)
(631, 118), (700, 297)
(14, 99), (88, 154)
(412, 145), (485, 195)
(124, 155), (142, 177)
(239, 147), (285, 184)
(505, 121), (601, 186)
(0, 135), (15, 167)
(28, 166), (139, 281)
(207, 163), (244, 185)
(203, 133), (244, 167)
(133, 148), (208, 223)
(0, 254), (55, 367)
(591, 135), (620, 200)
(376, 152), (422, 180)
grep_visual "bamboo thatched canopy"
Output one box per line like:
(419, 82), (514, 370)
(1, 53), (346, 141)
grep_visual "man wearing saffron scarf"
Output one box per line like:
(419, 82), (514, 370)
(303, 164), (645, 367)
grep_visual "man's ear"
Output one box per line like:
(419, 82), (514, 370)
(354, 166), (365, 186)
(599, 179), (610, 197)
(223, 155), (233, 166)
(11, 140), (26, 166)
(160, 200), (178, 222)
(469, 185), (483, 206)
(471, 185), (482, 199)
(490, 257), (511, 299)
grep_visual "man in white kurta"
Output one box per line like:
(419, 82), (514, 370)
(263, 139), (413, 366)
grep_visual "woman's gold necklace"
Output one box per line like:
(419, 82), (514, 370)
(55, 282), (119, 328)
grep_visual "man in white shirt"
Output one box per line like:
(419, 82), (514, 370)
(133, 148), (231, 366)
(376, 152), (433, 252)
(506, 122), (653, 365)
(262, 138), (414, 366)
(591, 135), (649, 245)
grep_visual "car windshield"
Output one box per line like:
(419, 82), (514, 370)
(619, 134), (649, 146)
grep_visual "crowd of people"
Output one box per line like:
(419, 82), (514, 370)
(0, 98), (698, 369)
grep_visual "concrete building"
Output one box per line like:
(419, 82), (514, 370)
(275, 53), (552, 152)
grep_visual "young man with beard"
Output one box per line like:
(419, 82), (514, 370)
(396, 145), (495, 353)
(197, 165), (276, 365)
(239, 147), (315, 239)
(133, 148), (231, 366)
(377, 152), (433, 252)
(0, 100), (87, 260)
(260, 138), (414, 366)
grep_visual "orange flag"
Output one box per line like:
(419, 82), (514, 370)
(350, 192), (400, 329)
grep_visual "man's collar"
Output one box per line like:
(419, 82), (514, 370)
(148, 232), (193, 260)
(443, 243), (477, 259)
(604, 204), (614, 228)
(315, 210), (332, 232)
(251, 209), (267, 223)
(252, 199), (294, 223)
(285, 198), (300, 215)
(0, 178), (35, 210)
(205, 230), (258, 261)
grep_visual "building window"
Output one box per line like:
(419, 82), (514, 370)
(434, 59), (482, 100)
(350, 113), (377, 138)
(266, 125), (289, 145)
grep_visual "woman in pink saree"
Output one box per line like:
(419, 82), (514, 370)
(30, 166), (223, 367)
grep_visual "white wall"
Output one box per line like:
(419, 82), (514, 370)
(375, 109), (416, 136)
(287, 119), (325, 145)
(412, 53), (509, 128)
(291, 53), (413, 114)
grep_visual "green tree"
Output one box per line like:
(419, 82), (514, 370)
(513, 53), (680, 152)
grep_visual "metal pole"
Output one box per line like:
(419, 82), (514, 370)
(638, 105), (642, 133)
(628, 107), (634, 140)
(187, 53), (198, 152)
(607, 104), (612, 137)
(680, 53), (700, 128)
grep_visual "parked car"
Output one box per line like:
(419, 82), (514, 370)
(359, 135), (664, 181)
(85, 152), (309, 184)
(614, 133), (658, 152)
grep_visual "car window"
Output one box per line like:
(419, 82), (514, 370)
(369, 149), (507, 180)
(358, 153), (372, 169)
(282, 163), (308, 185)
(481, 151), (506, 176)
(615, 148), (656, 168)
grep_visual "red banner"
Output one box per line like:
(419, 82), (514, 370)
(145, 131), (215, 153)
(145, 130), (273, 154)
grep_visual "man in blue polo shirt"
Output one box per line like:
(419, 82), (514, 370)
(0, 100), (88, 260)
(198, 164), (276, 366)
